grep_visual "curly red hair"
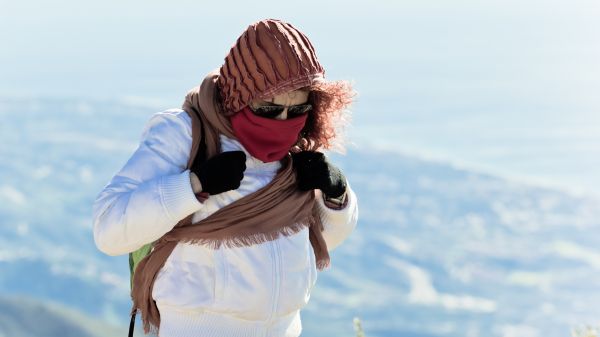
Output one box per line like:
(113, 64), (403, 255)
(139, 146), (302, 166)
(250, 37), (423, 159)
(295, 80), (356, 153)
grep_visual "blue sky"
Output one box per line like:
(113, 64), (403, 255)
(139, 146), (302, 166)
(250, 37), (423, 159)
(2, 0), (599, 196)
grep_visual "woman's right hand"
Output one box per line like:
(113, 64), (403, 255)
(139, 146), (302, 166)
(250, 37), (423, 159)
(190, 150), (247, 195)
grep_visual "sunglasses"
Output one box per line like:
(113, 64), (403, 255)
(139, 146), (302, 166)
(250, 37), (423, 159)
(249, 103), (313, 119)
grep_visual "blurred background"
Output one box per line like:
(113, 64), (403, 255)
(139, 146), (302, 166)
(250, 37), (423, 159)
(1, 0), (599, 336)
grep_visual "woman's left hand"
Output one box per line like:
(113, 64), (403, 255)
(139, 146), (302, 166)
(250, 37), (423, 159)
(291, 151), (347, 198)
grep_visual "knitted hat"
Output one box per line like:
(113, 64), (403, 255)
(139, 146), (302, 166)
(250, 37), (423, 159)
(218, 19), (325, 114)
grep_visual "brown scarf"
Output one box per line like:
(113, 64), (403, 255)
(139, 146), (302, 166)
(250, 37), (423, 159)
(130, 69), (330, 334)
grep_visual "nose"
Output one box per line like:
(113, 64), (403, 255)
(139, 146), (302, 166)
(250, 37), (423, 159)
(274, 107), (288, 120)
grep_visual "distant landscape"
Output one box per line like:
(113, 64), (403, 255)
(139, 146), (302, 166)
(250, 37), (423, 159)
(0, 294), (141, 337)
(1, 98), (599, 337)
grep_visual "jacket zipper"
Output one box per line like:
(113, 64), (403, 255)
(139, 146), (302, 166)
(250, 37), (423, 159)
(267, 239), (281, 324)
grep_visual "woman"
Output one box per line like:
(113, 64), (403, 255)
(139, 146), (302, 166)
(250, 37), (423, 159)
(93, 18), (358, 337)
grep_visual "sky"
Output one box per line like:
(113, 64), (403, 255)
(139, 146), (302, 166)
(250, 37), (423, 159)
(1, 0), (599, 197)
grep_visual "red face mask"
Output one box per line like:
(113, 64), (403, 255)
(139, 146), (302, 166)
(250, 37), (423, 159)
(230, 106), (308, 163)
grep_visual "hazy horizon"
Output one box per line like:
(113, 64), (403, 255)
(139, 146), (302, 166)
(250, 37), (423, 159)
(2, 0), (599, 194)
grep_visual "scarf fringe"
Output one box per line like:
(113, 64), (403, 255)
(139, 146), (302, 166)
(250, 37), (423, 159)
(178, 220), (311, 249)
(129, 306), (159, 336)
(316, 258), (330, 271)
(143, 319), (159, 336)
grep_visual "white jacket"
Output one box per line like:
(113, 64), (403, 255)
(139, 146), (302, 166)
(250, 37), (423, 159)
(92, 108), (359, 337)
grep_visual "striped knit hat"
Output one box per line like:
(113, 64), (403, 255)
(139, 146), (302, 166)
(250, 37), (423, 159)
(218, 19), (325, 114)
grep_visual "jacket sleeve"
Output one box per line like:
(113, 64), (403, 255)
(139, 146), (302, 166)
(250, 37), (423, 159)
(92, 109), (203, 256)
(314, 178), (359, 251)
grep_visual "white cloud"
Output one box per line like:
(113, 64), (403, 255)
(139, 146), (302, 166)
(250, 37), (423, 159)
(0, 247), (35, 262)
(381, 236), (412, 255)
(553, 241), (600, 269)
(0, 185), (26, 205)
(495, 324), (540, 337)
(32, 165), (53, 179)
(37, 132), (137, 152)
(16, 222), (29, 236)
(386, 257), (497, 313)
(79, 166), (93, 183)
(507, 271), (553, 292)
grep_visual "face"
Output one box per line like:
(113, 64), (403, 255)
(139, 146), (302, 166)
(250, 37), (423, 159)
(250, 89), (310, 120)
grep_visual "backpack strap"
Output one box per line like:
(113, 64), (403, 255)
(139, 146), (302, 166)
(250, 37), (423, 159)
(186, 108), (208, 169)
(128, 312), (136, 337)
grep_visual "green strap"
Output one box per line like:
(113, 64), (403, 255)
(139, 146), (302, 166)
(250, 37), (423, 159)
(129, 243), (153, 290)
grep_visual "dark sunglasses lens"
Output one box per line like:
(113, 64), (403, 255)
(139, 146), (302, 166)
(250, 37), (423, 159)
(288, 104), (312, 117)
(251, 104), (312, 119)
(253, 106), (285, 118)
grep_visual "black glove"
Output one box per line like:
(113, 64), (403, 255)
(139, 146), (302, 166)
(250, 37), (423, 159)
(191, 150), (246, 195)
(291, 151), (347, 198)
